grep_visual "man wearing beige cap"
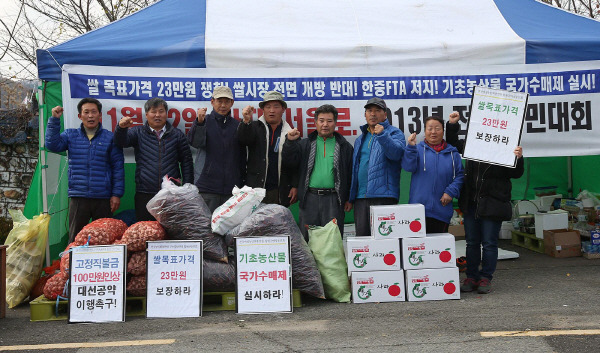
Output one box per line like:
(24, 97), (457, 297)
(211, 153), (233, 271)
(188, 86), (246, 212)
(237, 91), (298, 206)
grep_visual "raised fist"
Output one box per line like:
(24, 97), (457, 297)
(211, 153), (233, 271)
(119, 116), (133, 129)
(372, 124), (384, 135)
(197, 107), (207, 123)
(51, 106), (64, 118)
(242, 105), (255, 123)
(407, 132), (417, 146)
(448, 111), (460, 124)
(287, 128), (301, 141)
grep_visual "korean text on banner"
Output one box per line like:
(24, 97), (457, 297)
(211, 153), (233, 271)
(463, 86), (528, 167)
(60, 62), (600, 159)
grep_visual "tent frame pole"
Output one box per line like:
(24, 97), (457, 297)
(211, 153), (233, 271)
(567, 156), (573, 198)
(38, 81), (50, 267)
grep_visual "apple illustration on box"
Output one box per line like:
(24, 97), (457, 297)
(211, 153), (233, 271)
(409, 218), (422, 232)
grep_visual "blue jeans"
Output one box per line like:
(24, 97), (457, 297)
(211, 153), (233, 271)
(464, 205), (502, 281)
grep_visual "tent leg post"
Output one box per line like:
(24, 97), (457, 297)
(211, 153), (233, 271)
(567, 156), (573, 198)
(38, 81), (51, 267)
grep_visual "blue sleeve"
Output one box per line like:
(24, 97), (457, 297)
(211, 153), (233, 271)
(401, 143), (419, 173)
(45, 117), (68, 152)
(443, 151), (464, 199)
(378, 127), (405, 161)
(110, 141), (125, 197)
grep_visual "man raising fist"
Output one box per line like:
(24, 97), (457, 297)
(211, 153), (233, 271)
(45, 98), (124, 242)
(282, 104), (353, 240)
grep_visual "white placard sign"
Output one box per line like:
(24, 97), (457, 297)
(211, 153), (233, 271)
(463, 86), (528, 167)
(235, 236), (292, 314)
(146, 240), (203, 318)
(68, 245), (126, 323)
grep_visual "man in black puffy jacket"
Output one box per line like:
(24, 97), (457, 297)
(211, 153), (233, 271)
(115, 97), (194, 221)
(282, 104), (353, 240)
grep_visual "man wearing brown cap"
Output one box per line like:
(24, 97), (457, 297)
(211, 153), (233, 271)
(188, 86), (246, 212)
(348, 97), (406, 236)
(237, 91), (298, 206)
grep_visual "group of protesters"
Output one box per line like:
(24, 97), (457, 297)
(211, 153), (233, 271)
(45, 86), (524, 295)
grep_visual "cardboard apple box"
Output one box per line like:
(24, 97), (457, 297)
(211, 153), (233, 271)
(351, 270), (406, 303)
(401, 233), (456, 270)
(346, 238), (401, 274)
(370, 204), (426, 239)
(405, 267), (460, 302)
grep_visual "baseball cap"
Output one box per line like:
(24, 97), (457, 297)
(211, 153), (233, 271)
(212, 86), (234, 100)
(259, 91), (287, 109)
(364, 97), (387, 110)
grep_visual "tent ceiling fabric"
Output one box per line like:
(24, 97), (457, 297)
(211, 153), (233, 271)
(36, 0), (207, 81)
(204, 0), (525, 68)
(36, 0), (600, 81)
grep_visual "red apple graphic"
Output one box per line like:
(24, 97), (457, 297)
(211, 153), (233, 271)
(439, 249), (452, 263)
(443, 281), (456, 294)
(383, 251), (396, 265)
(388, 283), (401, 296)
(409, 218), (422, 232)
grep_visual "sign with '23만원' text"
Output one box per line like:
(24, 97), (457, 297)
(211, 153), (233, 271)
(463, 86), (528, 167)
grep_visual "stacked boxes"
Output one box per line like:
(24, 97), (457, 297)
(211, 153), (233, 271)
(402, 233), (460, 301)
(347, 204), (459, 303)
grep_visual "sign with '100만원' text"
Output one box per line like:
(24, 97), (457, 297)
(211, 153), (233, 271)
(68, 245), (126, 323)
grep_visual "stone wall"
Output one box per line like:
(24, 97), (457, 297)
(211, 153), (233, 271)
(0, 139), (38, 219)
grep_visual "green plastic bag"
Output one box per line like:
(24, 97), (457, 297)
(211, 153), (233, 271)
(307, 219), (351, 303)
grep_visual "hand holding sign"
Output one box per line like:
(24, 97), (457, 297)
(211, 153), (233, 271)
(514, 146), (523, 158)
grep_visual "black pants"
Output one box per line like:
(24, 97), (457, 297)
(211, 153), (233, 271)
(200, 192), (232, 213)
(299, 192), (345, 241)
(263, 188), (279, 205)
(425, 217), (449, 234)
(68, 197), (112, 243)
(135, 192), (157, 222)
(353, 198), (397, 237)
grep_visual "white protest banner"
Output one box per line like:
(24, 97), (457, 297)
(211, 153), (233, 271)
(235, 236), (292, 314)
(68, 245), (126, 323)
(146, 240), (203, 318)
(60, 61), (600, 159)
(462, 86), (528, 167)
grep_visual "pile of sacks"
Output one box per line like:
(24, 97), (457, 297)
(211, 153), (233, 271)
(44, 178), (325, 300)
(43, 219), (166, 300)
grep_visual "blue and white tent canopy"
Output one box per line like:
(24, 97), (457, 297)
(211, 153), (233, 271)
(37, 0), (600, 81)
